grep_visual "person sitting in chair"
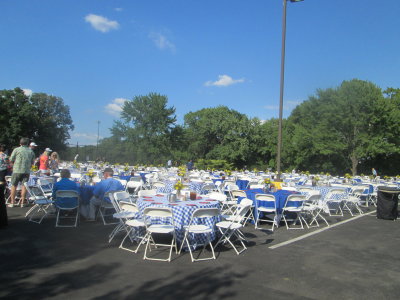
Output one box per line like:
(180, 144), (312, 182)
(52, 169), (78, 199)
(87, 167), (124, 221)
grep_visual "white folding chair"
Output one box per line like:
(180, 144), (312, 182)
(143, 207), (177, 262)
(179, 208), (220, 262)
(37, 178), (54, 198)
(302, 193), (329, 227)
(54, 190), (80, 227)
(343, 187), (364, 216)
(208, 192), (236, 216)
(214, 202), (251, 255)
(282, 194), (306, 230)
(326, 188), (347, 217)
(108, 191), (139, 243)
(118, 202), (146, 252)
(254, 194), (277, 231)
(98, 191), (122, 225)
(24, 182), (54, 224)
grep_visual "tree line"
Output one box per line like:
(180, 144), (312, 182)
(3, 79), (400, 176)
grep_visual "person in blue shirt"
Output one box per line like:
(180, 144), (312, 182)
(52, 169), (79, 199)
(186, 160), (194, 171)
(88, 167), (124, 220)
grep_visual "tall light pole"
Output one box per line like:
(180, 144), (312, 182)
(96, 120), (100, 160)
(276, 0), (303, 181)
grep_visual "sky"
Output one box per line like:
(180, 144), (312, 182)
(1, 0), (399, 146)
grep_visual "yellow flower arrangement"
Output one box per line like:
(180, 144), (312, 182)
(225, 169), (232, 176)
(344, 173), (352, 179)
(263, 178), (271, 184)
(253, 168), (258, 173)
(326, 172), (330, 176)
(174, 180), (184, 191)
(178, 165), (186, 177)
(86, 169), (95, 178)
(124, 163), (129, 172)
(73, 160), (79, 169)
(31, 165), (38, 172)
(315, 176), (320, 182)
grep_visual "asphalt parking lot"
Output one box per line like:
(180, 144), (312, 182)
(1, 206), (399, 300)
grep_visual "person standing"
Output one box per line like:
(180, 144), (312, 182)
(39, 148), (52, 176)
(186, 160), (194, 171)
(0, 180), (7, 228)
(167, 159), (172, 168)
(49, 152), (60, 174)
(372, 168), (377, 178)
(0, 144), (10, 183)
(9, 137), (35, 207)
(29, 142), (39, 168)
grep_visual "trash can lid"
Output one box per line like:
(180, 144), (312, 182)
(378, 186), (400, 193)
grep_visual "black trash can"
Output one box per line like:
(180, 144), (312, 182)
(377, 186), (399, 220)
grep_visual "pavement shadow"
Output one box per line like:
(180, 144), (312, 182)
(93, 266), (248, 300)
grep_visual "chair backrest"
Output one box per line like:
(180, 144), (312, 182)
(152, 181), (166, 188)
(284, 194), (306, 208)
(231, 190), (246, 199)
(114, 191), (132, 202)
(192, 207), (220, 219)
(55, 190), (79, 208)
(201, 183), (216, 193)
(255, 193), (276, 207)
(130, 176), (143, 182)
(24, 182), (46, 200)
(143, 207), (173, 219)
(208, 192), (227, 201)
(231, 203), (251, 223)
(225, 183), (239, 191)
(138, 190), (157, 197)
(119, 201), (139, 213)
(304, 194), (321, 206)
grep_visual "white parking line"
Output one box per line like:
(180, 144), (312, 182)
(269, 210), (376, 249)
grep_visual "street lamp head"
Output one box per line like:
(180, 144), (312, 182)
(290, 0), (304, 2)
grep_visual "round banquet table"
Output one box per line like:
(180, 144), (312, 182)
(137, 194), (221, 247)
(241, 188), (299, 225)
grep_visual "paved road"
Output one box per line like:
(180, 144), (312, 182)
(1, 207), (399, 300)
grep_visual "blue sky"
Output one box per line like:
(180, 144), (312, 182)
(1, 0), (399, 146)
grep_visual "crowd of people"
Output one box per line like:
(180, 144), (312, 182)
(0, 138), (60, 229)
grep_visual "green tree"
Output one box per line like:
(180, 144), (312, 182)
(110, 93), (177, 164)
(0, 88), (73, 152)
(184, 106), (254, 167)
(287, 79), (386, 175)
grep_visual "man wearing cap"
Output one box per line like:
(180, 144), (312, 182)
(39, 148), (52, 176)
(29, 142), (39, 168)
(9, 137), (35, 207)
(87, 167), (124, 221)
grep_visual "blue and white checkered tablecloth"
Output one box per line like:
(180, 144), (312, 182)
(157, 181), (205, 194)
(137, 195), (221, 247)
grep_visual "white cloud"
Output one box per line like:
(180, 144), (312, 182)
(149, 32), (176, 52)
(204, 75), (245, 87)
(105, 98), (128, 117)
(22, 88), (33, 97)
(85, 14), (120, 33)
(114, 8), (123, 12)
